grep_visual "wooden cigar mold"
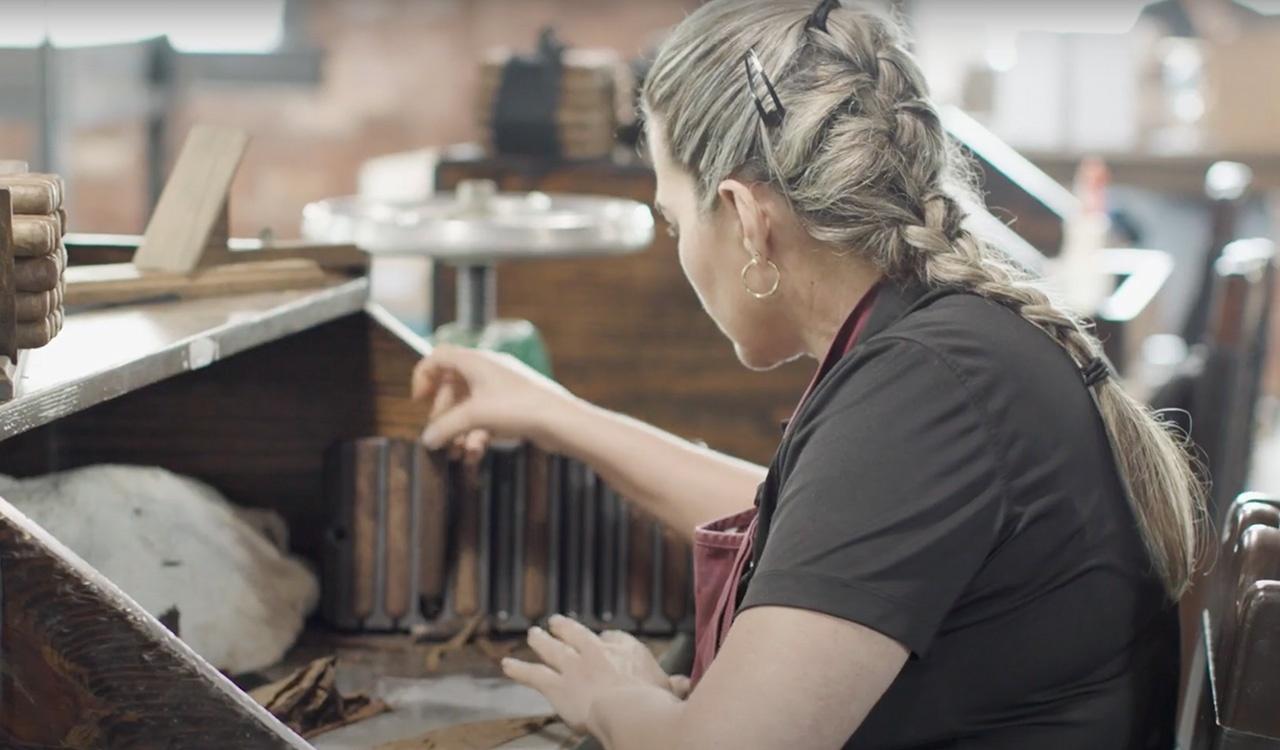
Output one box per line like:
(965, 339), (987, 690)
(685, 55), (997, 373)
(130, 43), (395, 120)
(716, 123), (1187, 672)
(323, 438), (694, 637)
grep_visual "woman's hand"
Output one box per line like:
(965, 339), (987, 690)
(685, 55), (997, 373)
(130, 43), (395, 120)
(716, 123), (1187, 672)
(502, 615), (690, 734)
(411, 345), (576, 463)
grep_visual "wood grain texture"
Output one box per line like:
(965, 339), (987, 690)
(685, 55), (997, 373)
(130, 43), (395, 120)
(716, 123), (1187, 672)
(385, 440), (413, 619)
(627, 509), (653, 622)
(0, 496), (311, 749)
(0, 309), (435, 560)
(64, 259), (339, 307)
(133, 125), (248, 274)
(452, 467), (482, 617)
(0, 189), (15, 364)
(417, 449), (448, 602)
(522, 447), (551, 620)
(437, 157), (810, 465)
(353, 440), (381, 620)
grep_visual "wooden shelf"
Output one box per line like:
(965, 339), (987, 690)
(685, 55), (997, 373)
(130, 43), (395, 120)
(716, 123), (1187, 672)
(0, 277), (369, 441)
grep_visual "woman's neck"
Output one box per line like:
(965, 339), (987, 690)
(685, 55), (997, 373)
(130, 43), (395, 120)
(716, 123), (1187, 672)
(792, 254), (883, 360)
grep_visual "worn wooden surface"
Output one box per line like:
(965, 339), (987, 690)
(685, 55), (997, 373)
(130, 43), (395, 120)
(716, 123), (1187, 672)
(0, 306), (432, 560)
(65, 258), (341, 308)
(0, 495), (312, 749)
(1, 188), (15, 401)
(0, 279), (367, 441)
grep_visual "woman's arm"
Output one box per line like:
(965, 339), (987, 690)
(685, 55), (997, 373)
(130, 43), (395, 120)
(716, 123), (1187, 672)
(414, 345), (765, 537)
(504, 608), (908, 749)
(544, 398), (765, 536)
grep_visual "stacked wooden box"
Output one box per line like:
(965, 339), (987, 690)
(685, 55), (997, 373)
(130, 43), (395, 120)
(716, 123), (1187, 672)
(478, 47), (624, 161)
(1, 168), (67, 400)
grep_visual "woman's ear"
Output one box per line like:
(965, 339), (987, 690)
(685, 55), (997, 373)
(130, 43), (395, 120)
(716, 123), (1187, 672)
(717, 178), (771, 259)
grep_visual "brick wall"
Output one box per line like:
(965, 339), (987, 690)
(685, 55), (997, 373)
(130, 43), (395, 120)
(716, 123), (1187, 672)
(0, 0), (692, 235)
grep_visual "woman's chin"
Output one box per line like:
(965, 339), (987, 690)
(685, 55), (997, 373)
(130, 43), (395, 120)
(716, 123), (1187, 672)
(733, 342), (800, 372)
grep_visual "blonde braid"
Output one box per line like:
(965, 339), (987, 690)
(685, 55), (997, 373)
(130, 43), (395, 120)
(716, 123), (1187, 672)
(644, 0), (1205, 597)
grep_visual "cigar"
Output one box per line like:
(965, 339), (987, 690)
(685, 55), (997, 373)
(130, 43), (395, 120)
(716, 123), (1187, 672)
(12, 216), (60, 257)
(16, 285), (62, 323)
(0, 175), (64, 215)
(15, 308), (61, 349)
(14, 252), (62, 293)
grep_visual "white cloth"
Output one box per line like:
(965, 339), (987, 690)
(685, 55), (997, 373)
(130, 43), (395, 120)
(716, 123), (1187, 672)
(0, 464), (319, 674)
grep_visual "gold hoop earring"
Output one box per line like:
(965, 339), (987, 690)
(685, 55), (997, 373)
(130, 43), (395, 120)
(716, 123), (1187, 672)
(741, 256), (781, 299)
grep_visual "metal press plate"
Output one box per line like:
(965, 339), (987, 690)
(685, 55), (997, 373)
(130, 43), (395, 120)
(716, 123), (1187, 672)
(301, 191), (654, 262)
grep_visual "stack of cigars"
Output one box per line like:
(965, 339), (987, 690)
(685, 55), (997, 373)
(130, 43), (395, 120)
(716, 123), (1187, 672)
(2, 172), (66, 350)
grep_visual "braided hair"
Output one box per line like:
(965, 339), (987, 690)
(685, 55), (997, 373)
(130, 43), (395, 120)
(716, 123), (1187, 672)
(642, 0), (1204, 597)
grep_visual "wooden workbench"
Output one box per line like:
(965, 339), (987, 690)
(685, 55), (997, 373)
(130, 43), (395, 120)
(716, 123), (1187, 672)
(0, 277), (448, 748)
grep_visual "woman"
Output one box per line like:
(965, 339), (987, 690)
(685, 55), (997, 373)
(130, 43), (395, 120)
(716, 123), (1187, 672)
(411, 1), (1204, 747)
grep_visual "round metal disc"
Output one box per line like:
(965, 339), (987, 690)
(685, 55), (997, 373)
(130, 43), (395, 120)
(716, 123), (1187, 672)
(302, 190), (654, 263)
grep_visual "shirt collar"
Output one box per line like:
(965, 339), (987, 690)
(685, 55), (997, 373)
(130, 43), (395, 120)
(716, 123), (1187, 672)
(783, 282), (883, 434)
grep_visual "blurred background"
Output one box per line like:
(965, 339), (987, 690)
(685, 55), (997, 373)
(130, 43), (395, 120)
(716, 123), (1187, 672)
(3, 2), (1280, 745)
(2, 0), (1279, 472)
(3, 0), (1279, 469)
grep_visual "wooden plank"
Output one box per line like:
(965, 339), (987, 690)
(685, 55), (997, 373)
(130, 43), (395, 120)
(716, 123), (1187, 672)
(65, 259), (340, 307)
(452, 468), (483, 617)
(522, 446), (551, 621)
(352, 440), (381, 621)
(1, 189), (14, 360)
(416, 448), (448, 604)
(627, 504), (653, 622)
(384, 439), (412, 620)
(0, 495), (312, 748)
(133, 125), (249, 274)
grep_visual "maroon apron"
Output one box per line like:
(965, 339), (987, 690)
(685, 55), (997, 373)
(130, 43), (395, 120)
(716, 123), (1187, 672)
(690, 285), (881, 685)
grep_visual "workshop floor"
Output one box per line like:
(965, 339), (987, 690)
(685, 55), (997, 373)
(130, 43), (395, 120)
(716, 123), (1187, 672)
(263, 633), (596, 749)
(311, 671), (574, 749)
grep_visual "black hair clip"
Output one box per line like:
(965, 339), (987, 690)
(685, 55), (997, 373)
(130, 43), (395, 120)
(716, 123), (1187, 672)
(1082, 357), (1112, 389)
(806, 0), (841, 32)
(743, 49), (786, 128)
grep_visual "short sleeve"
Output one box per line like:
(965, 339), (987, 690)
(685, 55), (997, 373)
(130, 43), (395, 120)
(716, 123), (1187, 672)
(739, 336), (1007, 656)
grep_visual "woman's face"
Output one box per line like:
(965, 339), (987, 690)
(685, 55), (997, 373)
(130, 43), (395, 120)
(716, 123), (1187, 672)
(647, 121), (803, 371)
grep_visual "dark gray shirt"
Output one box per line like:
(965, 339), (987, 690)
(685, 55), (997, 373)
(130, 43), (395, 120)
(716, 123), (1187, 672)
(739, 282), (1178, 749)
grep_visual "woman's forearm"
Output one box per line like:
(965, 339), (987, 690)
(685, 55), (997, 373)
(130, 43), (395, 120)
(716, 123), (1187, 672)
(538, 398), (765, 538)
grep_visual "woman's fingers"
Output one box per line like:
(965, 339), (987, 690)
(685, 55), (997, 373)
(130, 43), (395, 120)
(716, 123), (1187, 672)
(502, 657), (560, 694)
(422, 402), (479, 450)
(410, 357), (440, 401)
(527, 625), (578, 672)
(547, 615), (602, 659)
(462, 429), (490, 468)
(599, 629), (641, 647)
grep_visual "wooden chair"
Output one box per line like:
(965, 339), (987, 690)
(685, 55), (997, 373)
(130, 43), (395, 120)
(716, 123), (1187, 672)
(1179, 493), (1280, 749)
